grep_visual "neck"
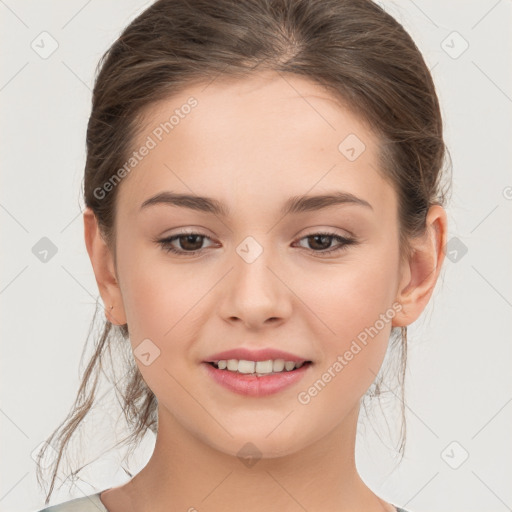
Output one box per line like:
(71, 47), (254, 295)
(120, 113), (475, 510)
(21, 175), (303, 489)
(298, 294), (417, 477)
(116, 403), (393, 512)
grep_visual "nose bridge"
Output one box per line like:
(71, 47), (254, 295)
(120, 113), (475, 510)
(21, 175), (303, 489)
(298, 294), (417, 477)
(219, 232), (291, 326)
(232, 232), (278, 293)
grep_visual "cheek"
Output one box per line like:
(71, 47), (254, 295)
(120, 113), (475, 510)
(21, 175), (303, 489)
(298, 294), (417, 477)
(117, 263), (196, 396)
(296, 251), (397, 388)
(301, 253), (397, 337)
(117, 254), (213, 380)
(119, 251), (201, 336)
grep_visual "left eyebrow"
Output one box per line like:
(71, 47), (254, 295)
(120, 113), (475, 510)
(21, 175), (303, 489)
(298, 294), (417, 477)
(140, 192), (229, 216)
(139, 191), (373, 216)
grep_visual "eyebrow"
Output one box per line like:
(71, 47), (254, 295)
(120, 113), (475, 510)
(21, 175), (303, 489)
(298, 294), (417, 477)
(140, 191), (373, 216)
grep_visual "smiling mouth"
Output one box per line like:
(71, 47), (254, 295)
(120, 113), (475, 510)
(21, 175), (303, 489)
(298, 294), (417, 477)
(206, 359), (313, 376)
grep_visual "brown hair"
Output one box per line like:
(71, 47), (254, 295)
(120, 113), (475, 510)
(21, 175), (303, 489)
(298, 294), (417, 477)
(36, 0), (451, 504)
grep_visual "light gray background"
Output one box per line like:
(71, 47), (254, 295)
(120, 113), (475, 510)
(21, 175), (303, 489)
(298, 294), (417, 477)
(1, 1), (511, 511)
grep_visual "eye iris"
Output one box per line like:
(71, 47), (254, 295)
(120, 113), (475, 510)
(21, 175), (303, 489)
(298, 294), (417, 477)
(308, 234), (332, 251)
(180, 234), (203, 251)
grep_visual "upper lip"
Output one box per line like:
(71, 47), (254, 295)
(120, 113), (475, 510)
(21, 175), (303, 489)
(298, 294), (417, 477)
(204, 348), (311, 363)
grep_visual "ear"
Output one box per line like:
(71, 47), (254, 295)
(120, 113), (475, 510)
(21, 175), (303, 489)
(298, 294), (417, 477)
(392, 205), (448, 327)
(83, 207), (127, 325)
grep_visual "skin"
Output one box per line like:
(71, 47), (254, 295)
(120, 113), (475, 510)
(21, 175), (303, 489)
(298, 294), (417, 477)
(84, 70), (447, 512)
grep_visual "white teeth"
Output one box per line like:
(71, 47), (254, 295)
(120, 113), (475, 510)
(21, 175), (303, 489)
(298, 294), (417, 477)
(255, 360), (273, 374)
(238, 360), (255, 374)
(273, 359), (285, 372)
(284, 361), (296, 371)
(227, 359), (238, 371)
(212, 358), (308, 375)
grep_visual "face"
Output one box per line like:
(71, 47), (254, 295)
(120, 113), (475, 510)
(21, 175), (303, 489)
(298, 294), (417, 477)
(108, 71), (407, 458)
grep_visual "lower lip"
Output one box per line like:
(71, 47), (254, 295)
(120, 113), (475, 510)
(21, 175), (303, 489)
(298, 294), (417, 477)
(202, 362), (312, 397)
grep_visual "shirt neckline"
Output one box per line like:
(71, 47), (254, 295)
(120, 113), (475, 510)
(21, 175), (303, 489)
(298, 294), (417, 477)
(94, 488), (406, 512)
(94, 489), (111, 512)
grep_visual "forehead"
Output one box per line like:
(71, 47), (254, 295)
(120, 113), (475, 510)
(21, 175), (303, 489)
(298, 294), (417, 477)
(116, 71), (395, 221)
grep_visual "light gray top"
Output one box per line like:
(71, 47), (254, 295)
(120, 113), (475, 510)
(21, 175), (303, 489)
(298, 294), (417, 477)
(35, 492), (108, 512)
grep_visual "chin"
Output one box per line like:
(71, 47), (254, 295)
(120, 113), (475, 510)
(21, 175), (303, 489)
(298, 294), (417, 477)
(200, 425), (313, 461)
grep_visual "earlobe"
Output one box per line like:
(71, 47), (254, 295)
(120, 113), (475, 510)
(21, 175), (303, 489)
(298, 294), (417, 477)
(83, 207), (127, 325)
(392, 205), (448, 328)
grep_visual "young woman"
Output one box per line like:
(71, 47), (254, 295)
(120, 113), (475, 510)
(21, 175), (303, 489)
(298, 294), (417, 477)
(35, 0), (450, 511)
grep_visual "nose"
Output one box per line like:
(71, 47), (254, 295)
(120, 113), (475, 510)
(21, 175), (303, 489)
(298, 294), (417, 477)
(218, 246), (292, 330)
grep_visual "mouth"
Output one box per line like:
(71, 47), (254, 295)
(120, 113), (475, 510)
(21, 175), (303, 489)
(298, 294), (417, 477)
(205, 359), (313, 376)
(201, 359), (313, 397)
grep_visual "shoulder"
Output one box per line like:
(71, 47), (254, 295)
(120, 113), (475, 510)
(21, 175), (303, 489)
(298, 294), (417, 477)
(35, 492), (108, 512)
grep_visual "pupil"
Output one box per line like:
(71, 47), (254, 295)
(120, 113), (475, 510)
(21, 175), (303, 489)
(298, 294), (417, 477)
(182, 234), (202, 250)
(310, 235), (330, 250)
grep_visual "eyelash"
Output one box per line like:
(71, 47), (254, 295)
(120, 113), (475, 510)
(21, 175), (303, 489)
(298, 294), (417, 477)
(156, 231), (358, 258)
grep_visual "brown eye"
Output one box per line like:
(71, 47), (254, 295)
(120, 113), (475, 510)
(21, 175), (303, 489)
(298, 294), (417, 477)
(157, 232), (213, 255)
(175, 234), (205, 251)
(294, 232), (358, 257)
(305, 234), (334, 251)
